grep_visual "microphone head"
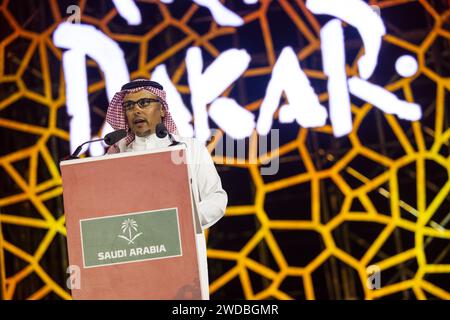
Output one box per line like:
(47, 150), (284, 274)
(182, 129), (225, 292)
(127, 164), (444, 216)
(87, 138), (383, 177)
(155, 123), (168, 139)
(104, 129), (127, 145)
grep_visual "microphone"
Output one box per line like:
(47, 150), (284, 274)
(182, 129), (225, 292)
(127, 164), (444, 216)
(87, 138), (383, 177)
(62, 129), (127, 160)
(104, 129), (127, 146)
(155, 123), (179, 146)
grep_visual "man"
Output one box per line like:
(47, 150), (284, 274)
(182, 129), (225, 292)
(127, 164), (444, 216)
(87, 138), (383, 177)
(105, 79), (227, 299)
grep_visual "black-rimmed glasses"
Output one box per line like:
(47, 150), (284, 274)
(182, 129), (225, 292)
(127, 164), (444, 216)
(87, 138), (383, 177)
(123, 98), (160, 112)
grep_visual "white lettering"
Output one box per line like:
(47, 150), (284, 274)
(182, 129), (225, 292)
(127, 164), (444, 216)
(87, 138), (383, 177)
(112, 0), (142, 25)
(256, 46), (327, 135)
(55, 1), (424, 147)
(151, 64), (194, 137)
(306, 0), (386, 80)
(187, 47), (251, 142)
(53, 22), (129, 155)
(321, 19), (352, 137)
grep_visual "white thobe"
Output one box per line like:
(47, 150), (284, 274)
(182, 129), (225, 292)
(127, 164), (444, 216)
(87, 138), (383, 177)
(115, 133), (227, 299)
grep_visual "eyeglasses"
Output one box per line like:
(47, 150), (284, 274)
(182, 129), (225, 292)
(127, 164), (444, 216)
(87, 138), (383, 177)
(123, 98), (160, 112)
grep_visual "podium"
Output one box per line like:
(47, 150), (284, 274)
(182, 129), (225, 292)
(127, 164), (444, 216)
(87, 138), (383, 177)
(60, 145), (203, 299)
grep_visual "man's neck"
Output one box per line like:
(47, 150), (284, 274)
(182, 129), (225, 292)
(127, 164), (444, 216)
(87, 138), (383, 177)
(135, 130), (154, 138)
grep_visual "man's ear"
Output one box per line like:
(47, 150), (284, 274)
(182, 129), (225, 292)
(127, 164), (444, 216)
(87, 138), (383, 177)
(160, 106), (165, 118)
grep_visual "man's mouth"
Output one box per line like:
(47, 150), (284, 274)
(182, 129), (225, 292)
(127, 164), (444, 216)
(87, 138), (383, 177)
(133, 118), (147, 125)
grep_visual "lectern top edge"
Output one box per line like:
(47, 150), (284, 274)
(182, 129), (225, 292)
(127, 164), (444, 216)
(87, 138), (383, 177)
(60, 144), (186, 167)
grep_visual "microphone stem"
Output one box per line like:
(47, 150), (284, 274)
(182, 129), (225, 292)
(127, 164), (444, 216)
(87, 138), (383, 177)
(70, 138), (105, 159)
(86, 138), (104, 144)
(77, 138), (105, 152)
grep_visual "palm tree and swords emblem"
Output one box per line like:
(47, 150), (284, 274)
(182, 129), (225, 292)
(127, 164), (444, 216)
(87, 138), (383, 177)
(118, 218), (143, 245)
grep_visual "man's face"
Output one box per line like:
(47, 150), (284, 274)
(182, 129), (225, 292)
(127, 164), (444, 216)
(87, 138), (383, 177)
(124, 90), (164, 137)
